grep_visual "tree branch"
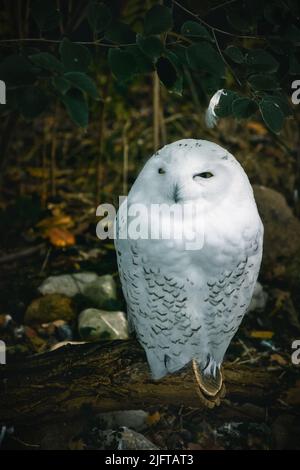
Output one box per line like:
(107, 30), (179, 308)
(0, 340), (293, 428)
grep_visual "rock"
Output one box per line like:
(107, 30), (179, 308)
(87, 427), (159, 450)
(56, 322), (73, 341)
(38, 273), (117, 309)
(24, 294), (76, 325)
(38, 272), (99, 297)
(247, 282), (268, 313)
(253, 185), (300, 280)
(96, 411), (148, 432)
(81, 275), (117, 309)
(78, 308), (128, 341)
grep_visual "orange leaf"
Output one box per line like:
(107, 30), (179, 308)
(47, 227), (75, 247)
(146, 411), (160, 426)
(270, 354), (287, 366)
(246, 121), (267, 135)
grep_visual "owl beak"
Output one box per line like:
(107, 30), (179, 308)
(173, 183), (181, 203)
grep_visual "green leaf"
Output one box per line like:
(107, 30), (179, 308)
(17, 86), (49, 119)
(64, 72), (99, 98)
(52, 76), (71, 94)
(180, 21), (211, 40)
(186, 42), (225, 76)
(232, 97), (257, 118)
(31, 0), (60, 31)
(87, 1), (111, 33)
(225, 45), (244, 64)
(29, 52), (64, 73)
(263, 93), (292, 117)
(136, 34), (164, 61)
(144, 5), (173, 35)
(125, 45), (154, 74)
(248, 74), (280, 91)
(161, 50), (183, 95)
(108, 49), (136, 81)
(104, 21), (136, 44)
(246, 49), (279, 73)
(60, 38), (92, 72)
(62, 89), (89, 127)
(259, 98), (284, 133)
(156, 57), (177, 90)
(0, 55), (36, 86)
(171, 44), (189, 67)
(215, 90), (238, 117)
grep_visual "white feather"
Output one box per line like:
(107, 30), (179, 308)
(205, 89), (225, 128)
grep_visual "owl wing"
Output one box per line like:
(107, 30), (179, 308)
(198, 226), (263, 372)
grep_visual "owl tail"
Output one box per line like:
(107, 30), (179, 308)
(192, 359), (226, 409)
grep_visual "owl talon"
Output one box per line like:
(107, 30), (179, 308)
(192, 359), (226, 409)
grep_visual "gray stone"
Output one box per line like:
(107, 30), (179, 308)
(90, 427), (159, 450)
(248, 282), (268, 313)
(38, 272), (99, 297)
(78, 308), (129, 341)
(38, 273), (117, 309)
(253, 185), (300, 280)
(82, 274), (117, 309)
(96, 410), (148, 432)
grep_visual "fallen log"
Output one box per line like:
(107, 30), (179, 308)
(0, 339), (294, 427)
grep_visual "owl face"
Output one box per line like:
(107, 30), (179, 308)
(133, 139), (251, 209)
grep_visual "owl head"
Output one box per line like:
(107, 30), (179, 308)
(129, 139), (253, 210)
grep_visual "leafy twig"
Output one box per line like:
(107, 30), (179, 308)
(212, 29), (242, 87)
(0, 38), (135, 47)
(167, 31), (193, 45)
(172, 0), (265, 40)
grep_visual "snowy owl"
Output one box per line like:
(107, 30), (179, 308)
(115, 139), (263, 407)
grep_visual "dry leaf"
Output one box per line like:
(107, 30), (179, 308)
(47, 227), (75, 247)
(250, 330), (274, 339)
(146, 411), (161, 426)
(246, 121), (267, 135)
(270, 354), (288, 366)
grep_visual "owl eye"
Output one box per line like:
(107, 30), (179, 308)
(158, 168), (166, 174)
(193, 171), (214, 179)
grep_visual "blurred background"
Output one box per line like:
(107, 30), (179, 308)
(0, 0), (300, 450)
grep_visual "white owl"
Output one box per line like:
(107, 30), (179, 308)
(115, 139), (263, 406)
